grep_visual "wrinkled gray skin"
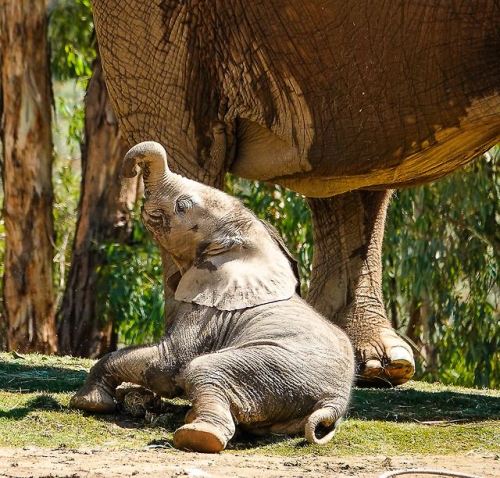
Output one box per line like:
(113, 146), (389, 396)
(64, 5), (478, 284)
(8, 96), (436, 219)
(91, 0), (500, 386)
(71, 141), (355, 453)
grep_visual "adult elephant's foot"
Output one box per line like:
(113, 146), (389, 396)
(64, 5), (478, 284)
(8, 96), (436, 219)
(69, 381), (116, 413)
(307, 191), (414, 387)
(347, 318), (415, 386)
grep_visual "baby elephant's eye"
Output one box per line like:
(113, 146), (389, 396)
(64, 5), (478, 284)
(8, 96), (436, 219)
(175, 195), (194, 215)
(143, 208), (165, 228)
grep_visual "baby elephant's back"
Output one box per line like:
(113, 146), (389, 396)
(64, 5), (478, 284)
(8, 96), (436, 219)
(226, 295), (355, 412)
(232, 294), (353, 362)
(208, 295), (355, 430)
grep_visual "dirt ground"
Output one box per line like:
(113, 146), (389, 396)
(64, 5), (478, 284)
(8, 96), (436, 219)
(0, 448), (497, 478)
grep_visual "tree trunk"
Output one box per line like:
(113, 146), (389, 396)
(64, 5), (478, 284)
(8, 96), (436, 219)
(406, 298), (424, 351)
(0, 12), (5, 352)
(58, 55), (138, 358)
(0, 0), (57, 353)
(420, 294), (438, 379)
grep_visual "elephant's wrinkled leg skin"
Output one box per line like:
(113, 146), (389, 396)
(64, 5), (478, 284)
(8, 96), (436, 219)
(307, 191), (414, 386)
(69, 362), (117, 413)
(173, 391), (235, 453)
(70, 345), (170, 413)
(173, 357), (236, 453)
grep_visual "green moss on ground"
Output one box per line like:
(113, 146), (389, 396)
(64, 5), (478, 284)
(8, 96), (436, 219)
(0, 352), (499, 456)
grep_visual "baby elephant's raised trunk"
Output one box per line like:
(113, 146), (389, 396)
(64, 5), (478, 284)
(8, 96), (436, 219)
(121, 141), (180, 196)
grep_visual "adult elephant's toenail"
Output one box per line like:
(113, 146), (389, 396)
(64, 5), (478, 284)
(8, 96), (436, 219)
(389, 345), (415, 366)
(364, 359), (382, 370)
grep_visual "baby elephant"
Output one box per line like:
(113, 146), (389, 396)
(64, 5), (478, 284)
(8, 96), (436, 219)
(70, 141), (355, 453)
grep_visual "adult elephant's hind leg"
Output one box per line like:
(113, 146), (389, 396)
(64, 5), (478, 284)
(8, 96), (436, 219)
(307, 191), (414, 386)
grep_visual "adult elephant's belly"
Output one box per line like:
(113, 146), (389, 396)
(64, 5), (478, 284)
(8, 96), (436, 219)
(231, 95), (500, 198)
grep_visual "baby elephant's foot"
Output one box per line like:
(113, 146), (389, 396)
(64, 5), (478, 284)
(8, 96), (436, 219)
(70, 382), (116, 413)
(115, 383), (161, 417)
(184, 407), (196, 424)
(173, 421), (228, 453)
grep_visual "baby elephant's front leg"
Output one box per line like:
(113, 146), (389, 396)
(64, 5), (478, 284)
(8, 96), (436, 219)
(70, 344), (173, 413)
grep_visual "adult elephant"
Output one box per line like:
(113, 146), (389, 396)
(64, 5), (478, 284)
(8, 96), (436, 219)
(92, 0), (500, 385)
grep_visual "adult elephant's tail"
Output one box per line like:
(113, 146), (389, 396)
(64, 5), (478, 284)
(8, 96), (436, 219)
(304, 405), (344, 445)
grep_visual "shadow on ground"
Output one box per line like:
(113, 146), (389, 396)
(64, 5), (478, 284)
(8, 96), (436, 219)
(0, 359), (87, 393)
(350, 387), (500, 422)
(0, 394), (62, 419)
(1, 357), (498, 436)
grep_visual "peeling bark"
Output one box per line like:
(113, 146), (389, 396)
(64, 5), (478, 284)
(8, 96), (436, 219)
(406, 299), (424, 350)
(58, 55), (138, 358)
(407, 295), (438, 378)
(0, 15), (5, 351)
(0, 0), (57, 353)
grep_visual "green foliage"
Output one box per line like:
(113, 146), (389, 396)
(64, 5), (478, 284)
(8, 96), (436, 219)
(52, 159), (81, 305)
(51, 81), (85, 306)
(383, 148), (499, 388)
(49, 0), (95, 81)
(55, 93), (85, 147)
(96, 214), (165, 345)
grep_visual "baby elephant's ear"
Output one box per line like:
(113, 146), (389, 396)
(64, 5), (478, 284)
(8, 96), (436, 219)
(259, 219), (301, 296)
(174, 223), (299, 310)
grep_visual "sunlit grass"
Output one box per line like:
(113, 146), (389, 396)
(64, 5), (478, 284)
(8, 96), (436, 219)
(1, 352), (498, 455)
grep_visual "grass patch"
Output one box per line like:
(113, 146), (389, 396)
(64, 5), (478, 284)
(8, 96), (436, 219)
(0, 352), (499, 456)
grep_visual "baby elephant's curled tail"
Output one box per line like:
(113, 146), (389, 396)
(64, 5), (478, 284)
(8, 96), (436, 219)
(304, 406), (344, 445)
